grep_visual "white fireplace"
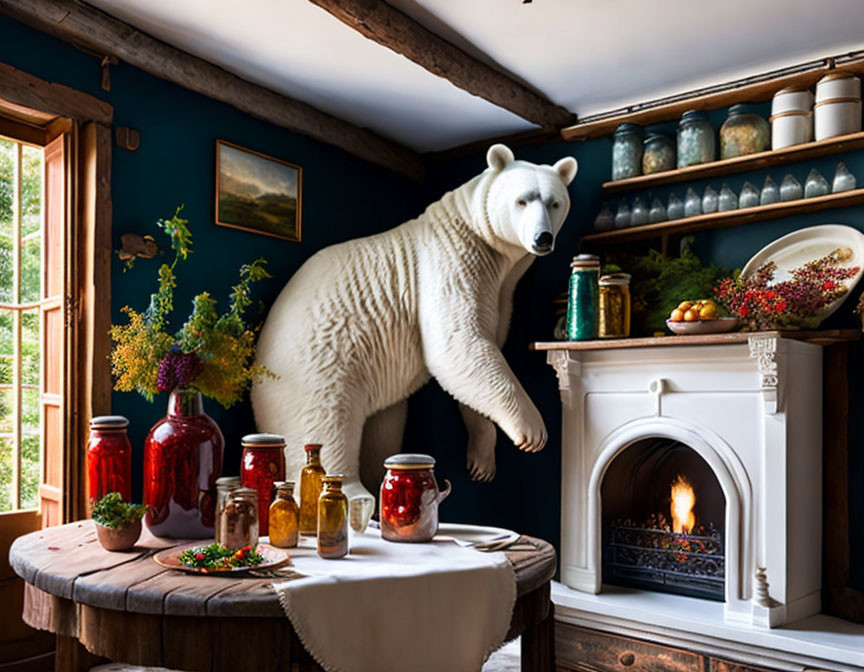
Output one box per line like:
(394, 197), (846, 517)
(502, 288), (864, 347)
(546, 333), (823, 628)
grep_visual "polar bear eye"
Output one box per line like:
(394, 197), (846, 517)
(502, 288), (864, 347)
(517, 199), (527, 207)
(551, 201), (560, 209)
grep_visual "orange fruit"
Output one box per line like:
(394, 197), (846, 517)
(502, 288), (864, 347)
(683, 310), (699, 322)
(669, 309), (685, 322)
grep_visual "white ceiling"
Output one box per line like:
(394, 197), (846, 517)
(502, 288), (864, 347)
(87, 0), (864, 153)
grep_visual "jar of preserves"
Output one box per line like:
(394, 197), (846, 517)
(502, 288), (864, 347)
(566, 254), (600, 341)
(268, 481), (300, 548)
(241, 433), (286, 536)
(677, 110), (715, 167)
(598, 273), (631, 339)
(299, 443), (326, 535)
(317, 474), (348, 559)
(642, 133), (675, 174)
(86, 416), (132, 502)
(611, 123), (643, 180)
(719, 104), (770, 159)
(217, 487), (258, 550)
(214, 476), (241, 543)
(380, 454), (452, 543)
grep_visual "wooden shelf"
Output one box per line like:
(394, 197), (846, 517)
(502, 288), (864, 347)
(603, 131), (864, 194)
(580, 187), (864, 246)
(531, 329), (859, 352)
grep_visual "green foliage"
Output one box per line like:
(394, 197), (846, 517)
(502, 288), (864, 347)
(91, 492), (148, 528)
(627, 242), (734, 336)
(111, 207), (275, 408)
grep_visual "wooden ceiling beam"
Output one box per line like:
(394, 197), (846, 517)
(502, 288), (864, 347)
(308, 0), (573, 130)
(0, 0), (425, 181)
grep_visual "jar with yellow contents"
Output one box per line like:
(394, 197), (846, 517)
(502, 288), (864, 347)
(317, 474), (348, 559)
(598, 273), (631, 339)
(299, 443), (326, 535)
(268, 481), (299, 548)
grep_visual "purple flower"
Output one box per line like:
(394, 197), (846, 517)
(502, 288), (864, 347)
(157, 350), (204, 392)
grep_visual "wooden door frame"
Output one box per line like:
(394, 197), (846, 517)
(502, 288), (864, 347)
(0, 59), (113, 523)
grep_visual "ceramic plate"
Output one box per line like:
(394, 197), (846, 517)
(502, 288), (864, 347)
(435, 523), (520, 547)
(153, 542), (290, 575)
(740, 224), (864, 320)
(666, 317), (739, 335)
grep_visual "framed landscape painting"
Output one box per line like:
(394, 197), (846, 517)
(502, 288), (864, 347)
(215, 140), (302, 242)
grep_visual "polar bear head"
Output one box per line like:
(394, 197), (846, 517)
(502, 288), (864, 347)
(481, 144), (577, 257)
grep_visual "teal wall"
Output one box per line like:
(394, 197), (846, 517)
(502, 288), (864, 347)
(421, 111), (864, 595)
(0, 14), (424, 496)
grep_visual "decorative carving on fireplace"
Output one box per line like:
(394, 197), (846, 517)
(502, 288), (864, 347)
(747, 335), (779, 415)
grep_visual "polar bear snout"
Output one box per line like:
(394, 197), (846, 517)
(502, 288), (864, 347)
(532, 231), (554, 255)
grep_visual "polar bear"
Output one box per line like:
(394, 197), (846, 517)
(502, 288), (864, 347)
(252, 144), (577, 530)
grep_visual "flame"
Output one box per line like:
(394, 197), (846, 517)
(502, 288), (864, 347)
(670, 475), (696, 534)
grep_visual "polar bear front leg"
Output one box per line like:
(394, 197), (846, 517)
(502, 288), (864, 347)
(459, 404), (497, 481)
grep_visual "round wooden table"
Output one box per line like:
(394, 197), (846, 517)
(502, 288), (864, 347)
(10, 521), (557, 672)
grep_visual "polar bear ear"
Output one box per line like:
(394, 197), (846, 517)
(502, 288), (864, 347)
(486, 144), (515, 172)
(553, 157), (578, 186)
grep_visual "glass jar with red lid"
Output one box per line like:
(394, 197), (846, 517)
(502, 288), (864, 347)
(86, 415), (132, 502)
(380, 454), (451, 543)
(241, 433), (286, 536)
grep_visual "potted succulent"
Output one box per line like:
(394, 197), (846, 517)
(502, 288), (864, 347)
(110, 206), (273, 538)
(91, 492), (148, 551)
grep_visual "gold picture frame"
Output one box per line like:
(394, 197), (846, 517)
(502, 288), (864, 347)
(215, 139), (302, 242)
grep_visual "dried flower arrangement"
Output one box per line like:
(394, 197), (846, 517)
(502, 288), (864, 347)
(110, 206), (275, 408)
(714, 248), (859, 330)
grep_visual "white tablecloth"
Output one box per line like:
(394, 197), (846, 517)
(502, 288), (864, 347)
(270, 525), (517, 672)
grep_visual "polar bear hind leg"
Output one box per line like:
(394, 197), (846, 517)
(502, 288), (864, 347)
(460, 404), (497, 482)
(359, 400), (407, 495)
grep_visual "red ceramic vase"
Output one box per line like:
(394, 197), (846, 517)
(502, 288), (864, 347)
(241, 433), (286, 536)
(143, 388), (224, 538)
(86, 415), (132, 502)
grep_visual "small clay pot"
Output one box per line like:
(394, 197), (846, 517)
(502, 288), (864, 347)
(94, 519), (142, 551)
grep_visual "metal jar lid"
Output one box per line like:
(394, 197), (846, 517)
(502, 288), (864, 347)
(679, 109), (709, 124)
(571, 253), (600, 269)
(216, 475), (242, 488)
(321, 474), (345, 484)
(274, 480), (295, 491)
(384, 453), (436, 470)
(304, 443), (323, 452)
(228, 486), (258, 500)
(599, 273), (632, 286)
(241, 433), (286, 447)
(90, 415), (129, 429)
(613, 122), (643, 137)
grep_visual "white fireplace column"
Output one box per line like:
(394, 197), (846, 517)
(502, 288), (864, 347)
(546, 335), (823, 628)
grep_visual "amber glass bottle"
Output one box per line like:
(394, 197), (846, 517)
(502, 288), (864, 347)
(317, 474), (348, 559)
(268, 481), (299, 548)
(299, 444), (326, 535)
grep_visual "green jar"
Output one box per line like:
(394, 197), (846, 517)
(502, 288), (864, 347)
(566, 254), (600, 341)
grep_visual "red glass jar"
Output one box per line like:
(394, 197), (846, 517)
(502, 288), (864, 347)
(86, 415), (132, 502)
(380, 454), (451, 543)
(143, 387), (224, 538)
(241, 433), (286, 536)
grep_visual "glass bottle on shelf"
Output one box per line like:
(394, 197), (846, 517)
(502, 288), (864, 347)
(667, 193), (685, 219)
(593, 202), (615, 231)
(648, 198), (666, 223)
(760, 175), (779, 205)
(739, 181), (760, 208)
(611, 123), (643, 180)
(684, 188), (702, 217)
(719, 103), (770, 159)
(614, 201), (631, 229)
(780, 174), (803, 201)
(299, 443), (326, 535)
(565, 254), (600, 341)
(718, 184), (738, 211)
(702, 185), (719, 214)
(804, 169), (829, 198)
(317, 474), (349, 559)
(833, 162), (857, 193)
(268, 481), (300, 548)
(677, 110), (715, 167)
(630, 197), (648, 226)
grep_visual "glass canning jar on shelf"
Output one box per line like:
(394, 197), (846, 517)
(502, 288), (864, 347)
(677, 110), (715, 167)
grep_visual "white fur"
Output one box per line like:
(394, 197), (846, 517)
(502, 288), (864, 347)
(252, 145), (576, 530)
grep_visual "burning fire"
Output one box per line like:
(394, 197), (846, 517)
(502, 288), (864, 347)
(670, 475), (696, 534)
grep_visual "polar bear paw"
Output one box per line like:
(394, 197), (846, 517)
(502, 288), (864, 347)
(505, 406), (547, 454)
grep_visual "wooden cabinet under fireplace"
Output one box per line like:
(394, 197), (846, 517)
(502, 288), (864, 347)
(556, 623), (776, 672)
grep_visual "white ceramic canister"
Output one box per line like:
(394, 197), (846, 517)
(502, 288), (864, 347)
(770, 86), (814, 149)
(814, 73), (862, 140)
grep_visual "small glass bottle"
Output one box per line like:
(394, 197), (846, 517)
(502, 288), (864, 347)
(268, 481), (300, 548)
(214, 475), (241, 543)
(217, 487), (259, 550)
(317, 474), (348, 559)
(299, 443), (326, 535)
(597, 274), (631, 339)
(86, 416), (132, 502)
(566, 254), (600, 341)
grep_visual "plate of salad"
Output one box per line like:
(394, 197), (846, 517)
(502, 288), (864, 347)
(153, 541), (290, 574)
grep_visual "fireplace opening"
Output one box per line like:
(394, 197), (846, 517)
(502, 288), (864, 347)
(601, 438), (726, 601)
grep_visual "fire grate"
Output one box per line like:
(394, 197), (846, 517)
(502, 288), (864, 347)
(603, 519), (725, 601)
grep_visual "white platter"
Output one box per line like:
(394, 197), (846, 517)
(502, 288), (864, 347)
(741, 224), (864, 320)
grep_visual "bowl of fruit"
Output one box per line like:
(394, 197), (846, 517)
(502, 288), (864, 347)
(666, 300), (739, 335)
